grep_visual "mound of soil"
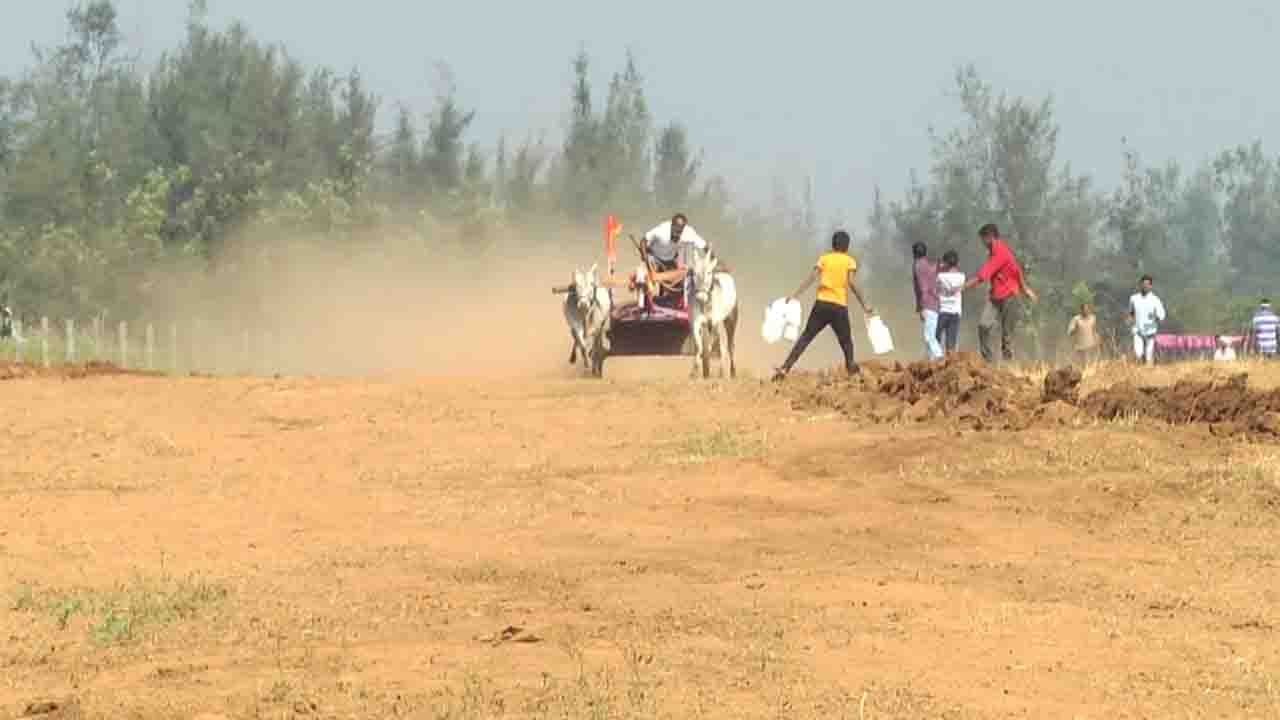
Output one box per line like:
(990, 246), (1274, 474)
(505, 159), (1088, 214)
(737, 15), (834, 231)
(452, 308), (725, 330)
(781, 352), (1280, 440)
(0, 361), (161, 381)
(782, 353), (1064, 430)
(1081, 373), (1280, 438)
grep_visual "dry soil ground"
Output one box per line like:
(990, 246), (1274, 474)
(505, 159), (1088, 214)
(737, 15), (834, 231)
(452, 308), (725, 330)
(2, 357), (1280, 719)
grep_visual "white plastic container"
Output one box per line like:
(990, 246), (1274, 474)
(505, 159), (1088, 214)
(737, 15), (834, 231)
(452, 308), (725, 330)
(762, 298), (802, 344)
(866, 314), (894, 355)
(781, 299), (800, 341)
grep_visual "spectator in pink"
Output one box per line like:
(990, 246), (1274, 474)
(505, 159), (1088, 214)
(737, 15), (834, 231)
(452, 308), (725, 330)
(911, 242), (943, 360)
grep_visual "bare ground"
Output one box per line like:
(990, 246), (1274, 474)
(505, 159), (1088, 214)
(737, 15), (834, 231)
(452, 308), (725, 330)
(2, 359), (1280, 719)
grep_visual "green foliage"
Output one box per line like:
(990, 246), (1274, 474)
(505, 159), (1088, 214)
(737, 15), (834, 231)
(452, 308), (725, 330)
(653, 122), (698, 211)
(1071, 281), (1094, 308)
(2, 3), (1277, 342)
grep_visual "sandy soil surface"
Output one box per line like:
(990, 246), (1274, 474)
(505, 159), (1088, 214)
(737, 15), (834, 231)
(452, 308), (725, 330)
(2, 357), (1279, 719)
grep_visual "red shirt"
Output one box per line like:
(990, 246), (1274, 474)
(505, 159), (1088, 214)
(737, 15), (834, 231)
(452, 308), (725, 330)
(975, 239), (1025, 301)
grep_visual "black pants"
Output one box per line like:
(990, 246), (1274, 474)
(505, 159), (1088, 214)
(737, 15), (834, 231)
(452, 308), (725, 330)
(936, 312), (960, 352)
(781, 300), (856, 372)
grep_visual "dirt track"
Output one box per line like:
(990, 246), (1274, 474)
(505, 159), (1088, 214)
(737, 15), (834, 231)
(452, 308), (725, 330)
(2, 361), (1280, 719)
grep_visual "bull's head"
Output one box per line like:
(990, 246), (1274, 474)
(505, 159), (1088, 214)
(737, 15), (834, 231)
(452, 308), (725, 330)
(572, 263), (598, 312)
(690, 251), (718, 306)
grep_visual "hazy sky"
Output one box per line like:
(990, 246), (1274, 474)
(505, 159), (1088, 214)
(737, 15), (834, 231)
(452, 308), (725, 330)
(3, 1), (1279, 231)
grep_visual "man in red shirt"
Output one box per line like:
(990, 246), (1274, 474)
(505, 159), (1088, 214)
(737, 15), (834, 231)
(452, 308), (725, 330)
(963, 223), (1037, 364)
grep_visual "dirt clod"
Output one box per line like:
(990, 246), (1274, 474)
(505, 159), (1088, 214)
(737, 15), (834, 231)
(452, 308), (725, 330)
(1081, 373), (1280, 438)
(1043, 367), (1083, 404)
(783, 353), (1040, 430)
(783, 355), (1280, 440)
(479, 625), (542, 645)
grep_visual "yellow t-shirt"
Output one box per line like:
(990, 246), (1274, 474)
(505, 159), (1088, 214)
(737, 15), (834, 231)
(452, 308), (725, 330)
(815, 252), (856, 306)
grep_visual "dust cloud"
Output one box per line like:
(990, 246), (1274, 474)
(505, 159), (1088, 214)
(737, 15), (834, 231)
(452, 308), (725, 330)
(136, 219), (921, 380)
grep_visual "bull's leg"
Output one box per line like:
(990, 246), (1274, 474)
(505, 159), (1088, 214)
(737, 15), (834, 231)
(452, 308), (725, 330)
(724, 304), (739, 379)
(569, 327), (585, 365)
(701, 326), (711, 379)
(576, 330), (591, 374)
(590, 331), (606, 378)
(689, 319), (705, 379)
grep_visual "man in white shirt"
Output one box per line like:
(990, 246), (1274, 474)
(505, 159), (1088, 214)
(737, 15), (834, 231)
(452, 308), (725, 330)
(643, 213), (708, 269)
(1128, 274), (1166, 366)
(640, 213), (716, 308)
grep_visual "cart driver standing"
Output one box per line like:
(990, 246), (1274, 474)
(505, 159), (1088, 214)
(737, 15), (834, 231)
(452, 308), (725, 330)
(644, 213), (707, 271)
(634, 213), (731, 307)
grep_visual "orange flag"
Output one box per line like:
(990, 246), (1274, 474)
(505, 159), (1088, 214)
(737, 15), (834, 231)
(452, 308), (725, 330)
(605, 215), (621, 270)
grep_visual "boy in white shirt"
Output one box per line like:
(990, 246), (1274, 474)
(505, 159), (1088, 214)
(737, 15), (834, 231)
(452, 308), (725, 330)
(1128, 274), (1166, 366)
(935, 250), (965, 354)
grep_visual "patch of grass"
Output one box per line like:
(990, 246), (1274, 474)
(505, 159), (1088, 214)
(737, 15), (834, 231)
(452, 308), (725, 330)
(427, 673), (508, 720)
(12, 572), (227, 645)
(663, 424), (769, 464)
(1157, 452), (1280, 512)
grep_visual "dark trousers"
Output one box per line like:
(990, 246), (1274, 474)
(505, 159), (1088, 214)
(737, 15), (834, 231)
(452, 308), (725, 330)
(781, 300), (856, 372)
(936, 312), (960, 352)
(978, 296), (1017, 363)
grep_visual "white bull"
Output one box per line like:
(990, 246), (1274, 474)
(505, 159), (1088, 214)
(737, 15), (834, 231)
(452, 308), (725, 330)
(688, 248), (739, 379)
(563, 264), (612, 378)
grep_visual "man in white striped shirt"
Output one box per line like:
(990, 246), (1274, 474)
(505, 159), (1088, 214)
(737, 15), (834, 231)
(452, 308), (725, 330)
(1251, 299), (1278, 358)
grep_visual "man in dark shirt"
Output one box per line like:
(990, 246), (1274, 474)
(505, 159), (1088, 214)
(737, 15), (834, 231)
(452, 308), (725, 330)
(912, 242), (943, 360)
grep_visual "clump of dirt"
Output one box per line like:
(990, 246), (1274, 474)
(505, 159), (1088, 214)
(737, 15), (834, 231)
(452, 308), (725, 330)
(1081, 373), (1280, 439)
(1043, 366), (1083, 404)
(781, 352), (1047, 430)
(780, 355), (1280, 440)
(0, 361), (161, 381)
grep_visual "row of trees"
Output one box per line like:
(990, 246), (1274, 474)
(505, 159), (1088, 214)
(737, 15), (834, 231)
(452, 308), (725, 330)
(0, 1), (800, 322)
(1, 2), (1277, 359)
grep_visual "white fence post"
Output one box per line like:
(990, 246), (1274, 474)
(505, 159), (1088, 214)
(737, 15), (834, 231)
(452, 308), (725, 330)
(118, 321), (128, 368)
(146, 324), (155, 371)
(41, 317), (50, 368)
(66, 319), (75, 363)
(12, 320), (20, 363)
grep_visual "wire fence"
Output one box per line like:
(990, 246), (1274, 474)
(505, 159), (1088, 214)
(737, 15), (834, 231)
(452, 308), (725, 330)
(2, 316), (291, 376)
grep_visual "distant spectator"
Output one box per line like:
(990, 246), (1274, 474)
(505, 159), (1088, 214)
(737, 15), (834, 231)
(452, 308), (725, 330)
(1067, 302), (1101, 365)
(935, 250), (965, 354)
(1127, 274), (1165, 366)
(963, 224), (1037, 364)
(911, 242), (943, 360)
(1214, 336), (1237, 363)
(1251, 299), (1279, 359)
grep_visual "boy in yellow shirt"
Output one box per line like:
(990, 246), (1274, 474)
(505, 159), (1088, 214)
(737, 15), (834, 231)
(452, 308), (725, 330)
(773, 230), (874, 380)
